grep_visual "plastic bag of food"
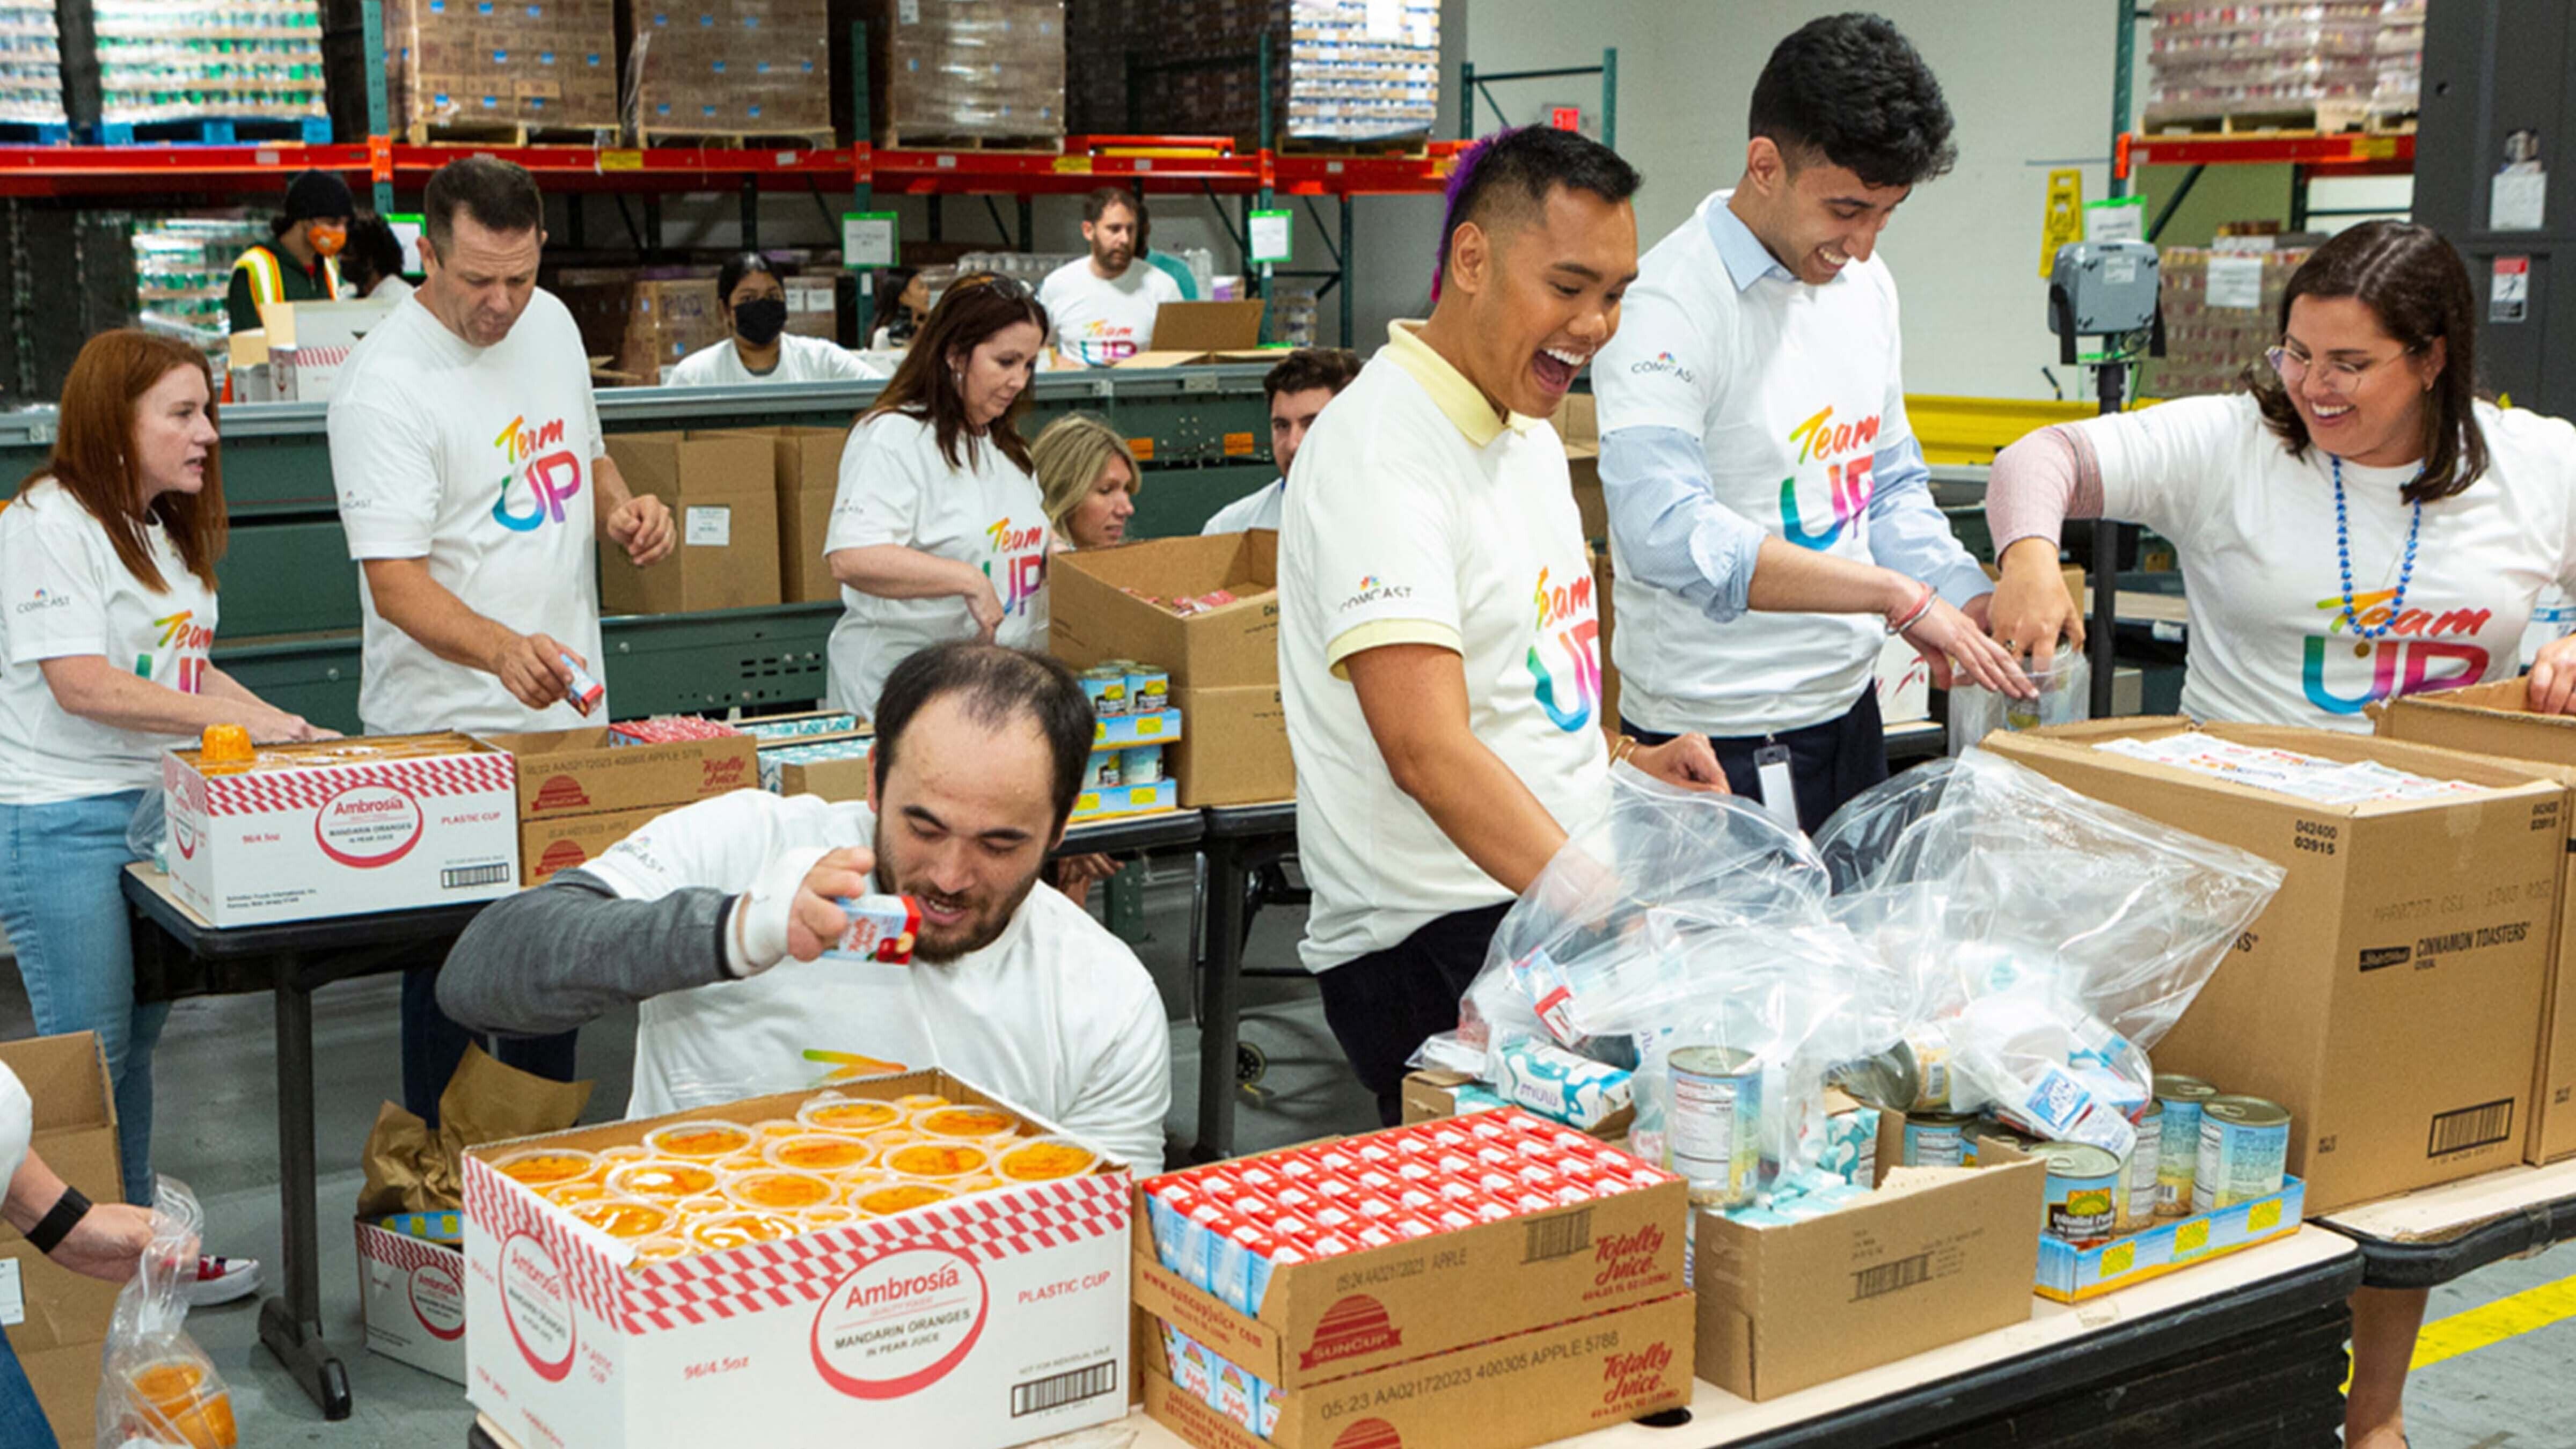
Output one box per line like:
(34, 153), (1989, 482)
(1946, 650), (2090, 756)
(97, 1177), (232, 1449)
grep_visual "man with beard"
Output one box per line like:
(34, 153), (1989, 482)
(1036, 187), (1183, 367)
(435, 641), (1172, 1169)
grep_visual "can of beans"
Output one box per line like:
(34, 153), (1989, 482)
(2193, 1095), (2290, 1213)
(1126, 665), (1171, 714)
(1901, 1111), (1976, 1168)
(2155, 1074), (2220, 1217)
(2125, 1100), (2163, 1230)
(2042, 1144), (2124, 1248)
(1079, 664), (1129, 719)
(1667, 1045), (1763, 1208)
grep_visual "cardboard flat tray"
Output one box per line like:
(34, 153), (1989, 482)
(2318, 1158), (2576, 1287)
(2035, 1179), (2306, 1302)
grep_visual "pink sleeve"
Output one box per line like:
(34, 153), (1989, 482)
(1985, 425), (2106, 555)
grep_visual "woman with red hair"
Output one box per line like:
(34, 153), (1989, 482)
(0, 330), (327, 1307)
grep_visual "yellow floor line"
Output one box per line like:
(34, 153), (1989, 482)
(2408, 1271), (2576, 1372)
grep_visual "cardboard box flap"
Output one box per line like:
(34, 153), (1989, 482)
(0, 1035), (112, 1131)
(1147, 299), (1265, 352)
(1990, 718), (2567, 813)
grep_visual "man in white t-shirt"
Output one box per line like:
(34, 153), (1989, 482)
(327, 156), (677, 1122)
(437, 643), (1171, 1169)
(1282, 127), (1726, 1124)
(1036, 188), (1184, 367)
(1592, 14), (2025, 834)
(1203, 347), (1363, 535)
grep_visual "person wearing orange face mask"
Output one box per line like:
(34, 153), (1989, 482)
(223, 169), (353, 333)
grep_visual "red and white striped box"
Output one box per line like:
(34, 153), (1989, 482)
(161, 731), (520, 926)
(463, 1070), (1132, 1449)
(356, 1220), (467, 1384)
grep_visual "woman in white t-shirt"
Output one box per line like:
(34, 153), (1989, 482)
(1986, 220), (2576, 1449)
(0, 330), (327, 1301)
(1034, 412), (1140, 551)
(667, 252), (879, 389)
(823, 273), (1053, 718)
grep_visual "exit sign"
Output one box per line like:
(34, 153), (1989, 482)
(1549, 106), (1583, 131)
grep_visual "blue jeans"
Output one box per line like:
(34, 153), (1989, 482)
(0, 792), (166, 1206)
(0, 1323), (55, 1448)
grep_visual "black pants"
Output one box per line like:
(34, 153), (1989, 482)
(401, 966), (579, 1128)
(1316, 901), (1513, 1127)
(1624, 688), (1888, 836)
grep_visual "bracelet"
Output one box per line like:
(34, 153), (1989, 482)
(27, 1185), (90, 1256)
(1611, 735), (1640, 767)
(1887, 582), (1936, 637)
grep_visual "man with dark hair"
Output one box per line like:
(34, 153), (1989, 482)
(328, 155), (676, 1123)
(1203, 347), (1364, 534)
(436, 641), (1171, 1169)
(1592, 12), (2027, 835)
(1036, 186), (1182, 366)
(224, 167), (352, 332)
(1280, 126), (1728, 1124)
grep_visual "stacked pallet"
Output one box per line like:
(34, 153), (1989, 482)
(2149, 240), (2315, 398)
(625, 0), (832, 144)
(1067, 0), (1437, 149)
(0, 2), (64, 134)
(94, 0), (327, 138)
(2145, 0), (2418, 132)
(385, 0), (618, 140)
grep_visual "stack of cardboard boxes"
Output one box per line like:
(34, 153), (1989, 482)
(478, 723), (757, 883)
(850, 0), (1066, 145)
(2149, 243), (2314, 398)
(384, 0), (619, 135)
(558, 268), (728, 387)
(1065, 0), (1439, 147)
(603, 431), (785, 615)
(625, 0), (832, 140)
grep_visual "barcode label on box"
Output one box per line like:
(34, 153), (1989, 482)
(1521, 1207), (1592, 1263)
(2428, 1099), (2515, 1157)
(1011, 1360), (1116, 1417)
(442, 863), (513, 890)
(0, 1259), (20, 1327)
(1850, 1252), (1933, 1302)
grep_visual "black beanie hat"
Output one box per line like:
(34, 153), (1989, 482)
(284, 170), (355, 222)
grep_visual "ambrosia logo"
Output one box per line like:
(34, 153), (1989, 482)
(1526, 564), (1602, 733)
(810, 1246), (989, 1399)
(491, 414), (585, 533)
(983, 517), (1049, 618)
(2302, 587), (2493, 713)
(1779, 404), (1881, 551)
(1338, 574), (1414, 613)
(1629, 350), (1696, 384)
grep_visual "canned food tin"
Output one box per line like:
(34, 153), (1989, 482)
(1667, 1045), (1762, 1208)
(1123, 742), (1165, 784)
(1900, 1111), (1976, 1169)
(1082, 749), (1122, 791)
(1127, 665), (1170, 714)
(2154, 1074), (2219, 1217)
(1911, 1036), (1953, 1113)
(2043, 1144), (2123, 1247)
(2193, 1095), (2290, 1213)
(1080, 664), (1130, 719)
(2125, 1101), (2163, 1230)
(1963, 1117), (2044, 1168)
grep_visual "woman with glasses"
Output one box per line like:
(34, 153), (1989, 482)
(1987, 221), (2576, 730)
(1986, 219), (2576, 1449)
(822, 273), (1054, 718)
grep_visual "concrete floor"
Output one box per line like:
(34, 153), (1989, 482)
(2, 871), (2571, 1447)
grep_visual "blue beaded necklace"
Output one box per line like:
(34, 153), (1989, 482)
(2331, 455), (2422, 641)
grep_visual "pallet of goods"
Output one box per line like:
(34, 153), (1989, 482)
(385, 0), (618, 142)
(2149, 238), (2314, 398)
(2143, 0), (2418, 133)
(623, 0), (832, 147)
(91, 0), (329, 144)
(1066, 0), (1437, 150)
(0, 1), (66, 141)
(849, 0), (1065, 149)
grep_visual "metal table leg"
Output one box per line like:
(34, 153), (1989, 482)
(260, 964), (352, 1419)
(1194, 836), (1249, 1163)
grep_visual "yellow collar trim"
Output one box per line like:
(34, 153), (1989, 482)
(1383, 320), (1536, 447)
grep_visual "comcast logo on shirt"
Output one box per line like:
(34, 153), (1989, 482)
(1629, 351), (1695, 384)
(489, 413), (587, 533)
(1339, 574), (1413, 613)
(12, 587), (66, 615)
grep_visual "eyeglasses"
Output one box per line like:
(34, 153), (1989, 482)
(2265, 343), (2410, 396)
(948, 272), (1032, 302)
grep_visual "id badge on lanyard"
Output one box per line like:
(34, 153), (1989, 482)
(1753, 742), (1799, 832)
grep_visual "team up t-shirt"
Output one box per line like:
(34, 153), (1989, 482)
(822, 411), (1051, 717)
(2084, 393), (2576, 730)
(1594, 189), (1919, 735)
(580, 789), (1172, 1170)
(665, 333), (885, 387)
(328, 290), (607, 735)
(1280, 322), (1610, 973)
(1036, 258), (1184, 367)
(0, 479), (218, 803)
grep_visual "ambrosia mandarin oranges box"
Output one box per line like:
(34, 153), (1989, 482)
(461, 1070), (1131, 1449)
(161, 731), (519, 926)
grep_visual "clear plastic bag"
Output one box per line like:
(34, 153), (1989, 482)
(1946, 651), (2091, 756)
(97, 1176), (232, 1449)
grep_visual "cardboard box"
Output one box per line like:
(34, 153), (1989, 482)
(1094, 707), (1183, 750)
(1140, 1292), (1693, 1449)
(519, 803), (666, 885)
(1147, 300), (1267, 354)
(1397, 1067), (1638, 1140)
(1985, 720), (2565, 1212)
(1073, 779), (1176, 822)
(162, 734), (520, 927)
(1169, 685), (1291, 807)
(2374, 677), (2576, 1164)
(1113, 348), (1279, 370)
(603, 431), (782, 615)
(768, 735), (876, 800)
(1553, 393), (1604, 544)
(2033, 1177), (2304, 1303)
(1130, 1167), (1687, 1391)
(1050, 532), (1279, 693)
(722, 426), (847, 604)
(356, 1221), (468, 1384)
(464, 1070), (1130, 1449)
(1694, 1143), (2044, 1401)
(480, 727), (757, 819)
(1592, 544), (1620, 740)
(0, 1034), (123, 1445)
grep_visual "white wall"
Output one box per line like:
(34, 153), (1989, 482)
(1461, 0), (2139, 400)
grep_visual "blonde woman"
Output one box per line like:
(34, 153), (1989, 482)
(1034, 413), (1140, 551)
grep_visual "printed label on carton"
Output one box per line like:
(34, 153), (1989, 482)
(809, 1245), (991, 1398)
(501, 1233), (577, 1382)
(412, 1257), (468, 1341)
(316, 784), (427, 866)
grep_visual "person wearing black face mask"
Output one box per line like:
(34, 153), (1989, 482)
(666, 252), (885, 387)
